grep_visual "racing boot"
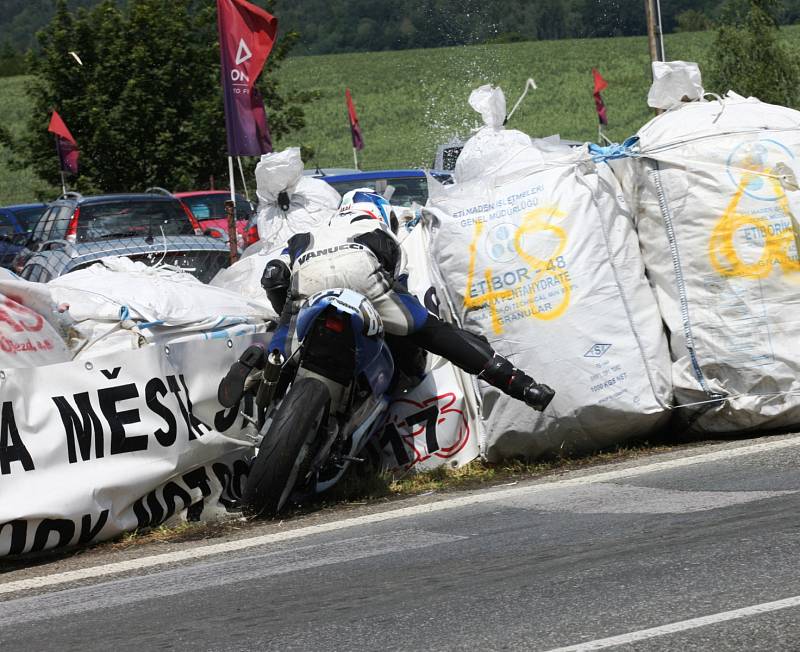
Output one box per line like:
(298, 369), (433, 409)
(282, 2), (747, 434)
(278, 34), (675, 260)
(479, 354), (555, 412)
(217, 344), (267, 408)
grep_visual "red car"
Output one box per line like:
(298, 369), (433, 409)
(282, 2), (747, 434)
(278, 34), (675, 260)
(174, 191), (258, 249)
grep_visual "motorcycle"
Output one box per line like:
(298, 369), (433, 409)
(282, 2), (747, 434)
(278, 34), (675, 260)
(219, 287), (413, 517)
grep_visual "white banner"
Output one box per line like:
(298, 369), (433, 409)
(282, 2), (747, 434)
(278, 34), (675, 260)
(381, 222), (481, 473)
(381, 359), (479, 472)
(0, 334), (267, 557)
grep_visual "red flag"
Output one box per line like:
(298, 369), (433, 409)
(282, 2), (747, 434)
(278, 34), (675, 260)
(592, 68), (608, 126)
(217, 0), (277, 155)
(47, 110), (79, 174)
(345, 88), (364, 151)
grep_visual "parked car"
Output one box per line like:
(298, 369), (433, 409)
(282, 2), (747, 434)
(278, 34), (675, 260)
(315, 169), (453, 207)
(20, 235), (231, 284)
(174, 190), (257, 248)
(11, 192), (202, 273)
(0, 203), (46, 269)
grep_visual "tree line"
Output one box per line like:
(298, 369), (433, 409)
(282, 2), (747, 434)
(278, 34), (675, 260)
(3, 0), (800, 63)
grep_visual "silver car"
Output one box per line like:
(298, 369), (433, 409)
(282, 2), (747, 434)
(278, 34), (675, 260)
(20, 235), (232, 284)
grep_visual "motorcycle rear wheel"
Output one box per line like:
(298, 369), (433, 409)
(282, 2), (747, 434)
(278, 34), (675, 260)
(242, 376), (330, 517)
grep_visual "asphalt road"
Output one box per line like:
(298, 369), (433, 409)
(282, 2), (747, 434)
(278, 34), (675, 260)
(3, 435), (800, 651)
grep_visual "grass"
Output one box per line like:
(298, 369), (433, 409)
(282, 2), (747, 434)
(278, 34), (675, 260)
(2, 26), (798, 202)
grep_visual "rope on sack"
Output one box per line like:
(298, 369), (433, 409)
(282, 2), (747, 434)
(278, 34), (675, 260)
(588, 136), (641, 163)
(667, 389), (800, 410)
(505, 78), (537, 124)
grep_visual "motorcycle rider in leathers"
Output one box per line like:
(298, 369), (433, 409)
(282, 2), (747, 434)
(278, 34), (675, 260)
(221, 189), (555, 411)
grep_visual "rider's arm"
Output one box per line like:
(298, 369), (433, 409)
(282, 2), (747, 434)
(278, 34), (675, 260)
(260, 232), (313, 314)
(261, 258), (290, 315)
(353, 228), (403, 279)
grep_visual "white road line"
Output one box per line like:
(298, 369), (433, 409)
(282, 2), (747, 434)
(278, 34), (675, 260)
(543, 594), (800, 651)
(2, 435), (799, 596)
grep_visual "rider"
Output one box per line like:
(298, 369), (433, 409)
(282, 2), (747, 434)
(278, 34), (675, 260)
(220, 189), (555, 411)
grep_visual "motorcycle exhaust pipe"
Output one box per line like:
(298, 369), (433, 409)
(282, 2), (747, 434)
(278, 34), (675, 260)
(255, 350), (284, 410)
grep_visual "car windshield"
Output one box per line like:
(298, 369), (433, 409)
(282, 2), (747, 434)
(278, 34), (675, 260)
(1, 207), (43, 238)
(76, 200), (193, 241)
(182, 195), (252, 221)
(326, 176), (429, 207)
(10, 207), (45, 230)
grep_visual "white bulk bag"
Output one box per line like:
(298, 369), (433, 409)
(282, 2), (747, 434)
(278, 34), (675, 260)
(254, 147), (339, 251)
(614, 86), (800, 433)
(426, 87), (672, 460)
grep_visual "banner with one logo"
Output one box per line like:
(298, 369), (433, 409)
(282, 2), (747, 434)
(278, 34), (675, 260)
(0, 335), (267, 557)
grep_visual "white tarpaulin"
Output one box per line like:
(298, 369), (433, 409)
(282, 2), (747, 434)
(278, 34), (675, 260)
(426, 86), (672, 461)
(612, 86), (800, 433)
(380, 222), (481, 473)
(45, 258), (273, 358)
(0, 335), (266, 557)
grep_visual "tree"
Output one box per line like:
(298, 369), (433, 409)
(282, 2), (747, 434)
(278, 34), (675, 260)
(707, 0), (800, 107)
(9, 0), (315, 194)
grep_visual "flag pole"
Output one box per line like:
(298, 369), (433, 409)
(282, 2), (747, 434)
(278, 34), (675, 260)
(53, 133), (67, 195)
(236, 156), (251, 202)
(226, 155), (238, 264)
(352, 147), (359, 170)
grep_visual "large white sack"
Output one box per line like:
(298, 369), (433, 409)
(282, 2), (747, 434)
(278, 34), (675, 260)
(426, 93), (671, 460)
(613, 88), (800, 433)
(0, 278), (71, 368)
(254, 147), (340, 251)
(47, 257), (273, 357)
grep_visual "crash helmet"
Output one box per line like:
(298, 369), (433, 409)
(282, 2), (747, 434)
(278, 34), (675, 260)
(337, 188), (395, 229)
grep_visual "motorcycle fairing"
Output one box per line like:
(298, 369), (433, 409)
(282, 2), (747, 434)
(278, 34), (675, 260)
(296, 288), (394, 396)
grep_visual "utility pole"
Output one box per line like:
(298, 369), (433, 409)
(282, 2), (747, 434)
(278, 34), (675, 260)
(644, 0), (666, 114)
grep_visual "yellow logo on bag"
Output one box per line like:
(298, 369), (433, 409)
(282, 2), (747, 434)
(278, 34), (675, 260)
(709, 170), (800, 279)
(464, 206), (571, 335)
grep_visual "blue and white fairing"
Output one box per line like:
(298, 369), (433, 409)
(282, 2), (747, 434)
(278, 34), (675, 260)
(295, 288), (394, 396)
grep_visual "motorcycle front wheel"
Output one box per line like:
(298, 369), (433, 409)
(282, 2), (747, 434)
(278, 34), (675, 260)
(242, 376), (330, 517)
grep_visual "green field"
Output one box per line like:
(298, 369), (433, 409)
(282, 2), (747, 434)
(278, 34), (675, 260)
(2, 27), (799, 205)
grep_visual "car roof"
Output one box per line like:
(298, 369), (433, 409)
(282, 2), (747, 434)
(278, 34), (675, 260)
(319, 169), (451, 183)
(48, 193), (180, 206)
(174, 190), (247, 198)
(1, 203), (47, 211)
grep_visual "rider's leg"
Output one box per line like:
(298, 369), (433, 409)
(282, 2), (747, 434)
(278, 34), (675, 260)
(374, 284), (555, 411)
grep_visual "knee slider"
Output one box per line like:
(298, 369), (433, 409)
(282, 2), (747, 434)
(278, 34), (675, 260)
(480, 354), (515, 388)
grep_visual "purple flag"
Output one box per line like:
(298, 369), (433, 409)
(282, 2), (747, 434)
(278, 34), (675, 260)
(217, 0), (277, 156)
(48, 110), (79, 174)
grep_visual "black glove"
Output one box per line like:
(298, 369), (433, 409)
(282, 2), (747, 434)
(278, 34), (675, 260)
(261, 259), (290, 314)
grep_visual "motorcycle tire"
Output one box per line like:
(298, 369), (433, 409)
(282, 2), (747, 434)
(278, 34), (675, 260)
(242, 377), (330, 517)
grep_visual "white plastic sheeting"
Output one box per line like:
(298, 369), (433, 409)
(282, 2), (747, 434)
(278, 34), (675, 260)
(426, 86), (672, 461)
(47, 257), (273, 358)
(612, 88), (800, 433)
(210, 246), (281, 312)
(254, 147), (340, 251)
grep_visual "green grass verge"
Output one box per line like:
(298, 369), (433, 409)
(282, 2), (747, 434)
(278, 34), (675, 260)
(2, 26), (799, 205)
